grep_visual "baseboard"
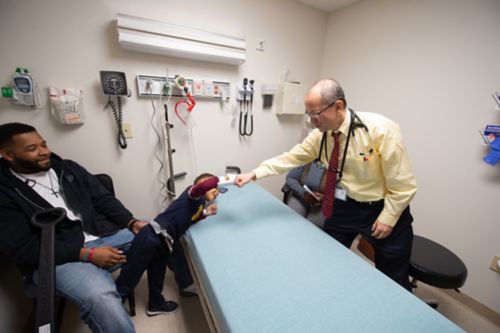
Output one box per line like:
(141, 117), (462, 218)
(443, 289), (500, 327)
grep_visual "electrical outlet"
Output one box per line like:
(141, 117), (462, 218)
(122, 123), (133, 139)
(489, 255), (500, 273)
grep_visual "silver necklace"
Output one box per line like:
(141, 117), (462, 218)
(20, 171), (60, 198)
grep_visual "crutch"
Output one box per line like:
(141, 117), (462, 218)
(31, 207), (66, 333)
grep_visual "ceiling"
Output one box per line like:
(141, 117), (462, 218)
(295, 0), (362, 13)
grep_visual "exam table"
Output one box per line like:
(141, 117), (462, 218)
(182, 183), (465, 333)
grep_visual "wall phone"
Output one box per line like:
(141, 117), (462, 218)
(100, 71), (129, 149)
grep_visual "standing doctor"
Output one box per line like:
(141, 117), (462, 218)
(236, 78), (417, 290)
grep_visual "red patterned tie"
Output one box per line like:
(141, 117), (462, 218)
(321, 132), (340, 219)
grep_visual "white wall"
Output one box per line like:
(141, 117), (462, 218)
(322, 0), (500, 313)
(6, 0), (498, 319)
(0, 0), (327, 216)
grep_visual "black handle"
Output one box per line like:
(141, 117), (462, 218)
(31, 207), (66, 333)
(225, 166), (242, 174)
(167, 172), (187, 195)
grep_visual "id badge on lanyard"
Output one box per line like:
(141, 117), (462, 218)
(335, 184), (347, 201)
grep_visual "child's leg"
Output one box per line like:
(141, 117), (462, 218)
(146, 253), (168, 307)
(167, 241), (194, 290)
(115, 225), (168, 299)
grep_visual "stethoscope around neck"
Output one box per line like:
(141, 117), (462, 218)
(318, 108), (369, 180)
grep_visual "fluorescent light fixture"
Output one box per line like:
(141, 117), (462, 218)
(116, 13), (246, 65)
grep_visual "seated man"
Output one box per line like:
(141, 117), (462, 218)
(284, 159), (325, 228)
(0, 123), (171, 332)
(115, 173), (222, 315)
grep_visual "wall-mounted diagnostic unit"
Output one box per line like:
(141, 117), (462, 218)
(136, 74), (230, 101)
(1, 67), (42, 107)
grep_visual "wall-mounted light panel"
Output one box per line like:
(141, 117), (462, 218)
(117, 14), (246, 65)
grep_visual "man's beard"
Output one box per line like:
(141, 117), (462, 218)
(15, 157), (51, 173)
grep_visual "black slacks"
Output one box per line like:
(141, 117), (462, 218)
(323, 197), (413, 291)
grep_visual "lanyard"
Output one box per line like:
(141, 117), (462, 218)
(318, 109), (368, 181)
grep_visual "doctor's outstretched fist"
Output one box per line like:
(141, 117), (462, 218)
(235, 172), (256, 187)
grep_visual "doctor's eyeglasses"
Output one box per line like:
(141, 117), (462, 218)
(305, 100), (338, 119)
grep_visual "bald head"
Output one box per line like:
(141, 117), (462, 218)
(308, 79), (347, 109)
(305, 79), (348, 132)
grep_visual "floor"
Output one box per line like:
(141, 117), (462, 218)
(352, 245), (500, 333)
(3, 248), (498, 333)
(412, 284), (500, 333)
(60, 270), (211, 333)
(58, 267), (500, 333)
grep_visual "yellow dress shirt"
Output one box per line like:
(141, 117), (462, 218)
(253, 111), (417, 227)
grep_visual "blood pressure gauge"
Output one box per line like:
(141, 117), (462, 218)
(100, 71), (129, 96)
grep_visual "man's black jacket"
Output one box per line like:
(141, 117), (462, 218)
(0, 154), (133, 275)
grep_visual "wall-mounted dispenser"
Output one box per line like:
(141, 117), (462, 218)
(275, 82), (305, 115)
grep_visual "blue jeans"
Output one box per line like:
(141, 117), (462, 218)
(33, 229), (136, 333)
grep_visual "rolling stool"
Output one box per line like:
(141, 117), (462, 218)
(409, 235), (468, 308)
(356, 235), (467, 309)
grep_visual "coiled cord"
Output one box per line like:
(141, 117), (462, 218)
(106, 96), (127, 149)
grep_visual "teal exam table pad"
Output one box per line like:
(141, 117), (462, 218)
(183, 183), (464, 333)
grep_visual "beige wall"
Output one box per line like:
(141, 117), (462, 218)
(0, 0), (327, 216)
(3, 0), (498, 322)
(0, 0), (326, 330)
(322, 0), (500, 313)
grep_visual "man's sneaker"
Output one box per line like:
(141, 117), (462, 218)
(180, 283), (198, 297)
(146, 300), (179, 316)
